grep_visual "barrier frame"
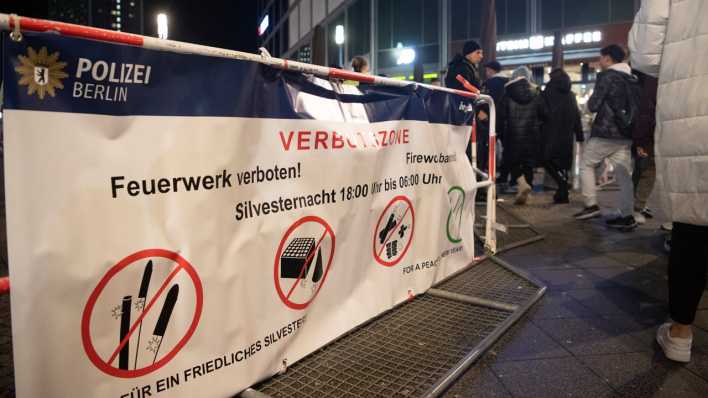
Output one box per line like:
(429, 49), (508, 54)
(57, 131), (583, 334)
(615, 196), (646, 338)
(0, 14), (520, 396)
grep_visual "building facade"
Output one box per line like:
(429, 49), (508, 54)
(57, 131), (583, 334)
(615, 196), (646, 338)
(257, 0), (640, 87)
(48, 0), (144, 34)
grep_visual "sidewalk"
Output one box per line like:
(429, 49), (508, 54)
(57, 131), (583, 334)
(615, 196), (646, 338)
(445, 189), (708, 397)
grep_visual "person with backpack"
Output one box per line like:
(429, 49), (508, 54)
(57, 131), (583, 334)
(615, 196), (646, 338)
(573, 44), (640, 231)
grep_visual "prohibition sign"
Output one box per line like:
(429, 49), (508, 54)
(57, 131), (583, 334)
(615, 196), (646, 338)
(274, 215), (336, 310)
(81, 249), (203, 378)
(447, 186), (465, 243)
(373, 195), (415, 267)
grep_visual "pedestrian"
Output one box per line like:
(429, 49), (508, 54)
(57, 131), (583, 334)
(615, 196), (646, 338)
(483, 61), (511, 186)
(573, 44), (640, 232)
(483, 61), (508, 106)
(351, 56), (369, 74)
(630, 69), (658, 224)
(540, 69), (584, 204)
(445, 40), (483, 91)
(629, 0), (708, 363)
(497, 66), (543, 205)
(445, 40), (488, 169)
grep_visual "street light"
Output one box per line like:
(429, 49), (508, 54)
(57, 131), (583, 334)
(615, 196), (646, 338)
(335, 25), (344, 67)
(395, 43), (416, 65)
(157, 13), (168, 40)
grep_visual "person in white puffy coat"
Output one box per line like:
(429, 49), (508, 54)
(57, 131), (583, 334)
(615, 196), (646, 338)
(629, 0), (708, 363)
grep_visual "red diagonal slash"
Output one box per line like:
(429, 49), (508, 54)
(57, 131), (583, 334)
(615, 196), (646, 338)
(106, 265), (184, 365)
(377, 205), (412, 259)
(285, 229), (328, 300)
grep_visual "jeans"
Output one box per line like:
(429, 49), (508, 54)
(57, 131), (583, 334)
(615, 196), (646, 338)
(580, 137), (634, 216)
(669, 223), (708, 325)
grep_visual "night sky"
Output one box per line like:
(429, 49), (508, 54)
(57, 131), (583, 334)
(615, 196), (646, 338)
(0, 1), (259, 53)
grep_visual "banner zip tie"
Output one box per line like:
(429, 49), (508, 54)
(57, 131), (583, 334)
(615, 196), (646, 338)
(9, 14), (22, 42)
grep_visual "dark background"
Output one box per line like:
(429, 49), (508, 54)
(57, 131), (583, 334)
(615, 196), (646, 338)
(0, 0), (258, 52)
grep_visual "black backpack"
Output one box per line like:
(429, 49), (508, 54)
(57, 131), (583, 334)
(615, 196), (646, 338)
(613, 73), (642, 134)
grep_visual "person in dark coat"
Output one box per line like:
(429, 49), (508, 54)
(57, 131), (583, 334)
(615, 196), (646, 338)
(497, 66), (544, 205)
(540, 69), (584, 204)
(631, 69), (658, 223)
(445, 40), (483, 91)
(445, 40), (486, 170)
(483, 61), (508, 105)
(483, 61), (510, 184)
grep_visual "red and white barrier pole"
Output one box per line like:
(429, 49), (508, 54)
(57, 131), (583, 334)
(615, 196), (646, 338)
(0, 13), (483, 100)
(455, 74), (497, 253)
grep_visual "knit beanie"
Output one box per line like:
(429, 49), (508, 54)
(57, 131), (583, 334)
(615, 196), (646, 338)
(463, 40), (482, 56)
(511, 66), (532, 80)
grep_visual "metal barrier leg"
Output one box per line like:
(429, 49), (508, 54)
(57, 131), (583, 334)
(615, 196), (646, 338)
(427, 288), (519, 312)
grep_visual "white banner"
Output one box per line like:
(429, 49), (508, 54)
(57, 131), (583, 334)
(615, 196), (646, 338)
(4, 33), (477, 397)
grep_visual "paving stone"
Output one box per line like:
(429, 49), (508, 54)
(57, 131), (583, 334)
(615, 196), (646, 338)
(694, 310), (708, 333)
(569, 254), (627, 269)
(604, 249), (661, 268)
(641, 257), (669, 278)
(699, 292), (708, 310)
(581, 352), (708, 397)
(581, 266), (667, 293)
(491, 357), (614, 398)
(686, 327), (708, 382)
(442, 364), (512, 398)
(568, 287), (667, 321)
(498, 251), (568, 269)
(534, 317), (649, 356)
(600, 315), (667, 351)
(487, 319), (571, 362)
(532, 268), (617, 291)
(526, 290), (598, 320)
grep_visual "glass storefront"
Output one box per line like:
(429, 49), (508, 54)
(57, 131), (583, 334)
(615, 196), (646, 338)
(260, 0), (638, 84)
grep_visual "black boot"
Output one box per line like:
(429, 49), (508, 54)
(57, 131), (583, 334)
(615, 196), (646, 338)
(553, 181), (570, 204)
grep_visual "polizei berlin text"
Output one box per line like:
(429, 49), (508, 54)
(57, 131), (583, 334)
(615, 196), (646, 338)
(73, 58), (152, 103)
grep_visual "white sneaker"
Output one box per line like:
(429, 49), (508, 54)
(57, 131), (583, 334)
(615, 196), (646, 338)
(633, 212), (646, 225)
(661, 222), (673, 232)
(656, 322), (692, 363)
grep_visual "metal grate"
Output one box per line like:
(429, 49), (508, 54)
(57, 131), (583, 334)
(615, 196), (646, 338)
(255, 295), (511, 398)
(476, 204), (544, 253)
(435, 260), (538, 306)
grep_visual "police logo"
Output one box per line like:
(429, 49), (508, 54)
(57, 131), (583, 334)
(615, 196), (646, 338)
(15, 46), (68, 99)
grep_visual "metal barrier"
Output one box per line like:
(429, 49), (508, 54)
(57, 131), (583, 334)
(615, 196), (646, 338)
(0, 13), (537, 397)
(475, 203), (546, 253)
(245, 255), (545, 398)
(244, 190), (546, 397)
